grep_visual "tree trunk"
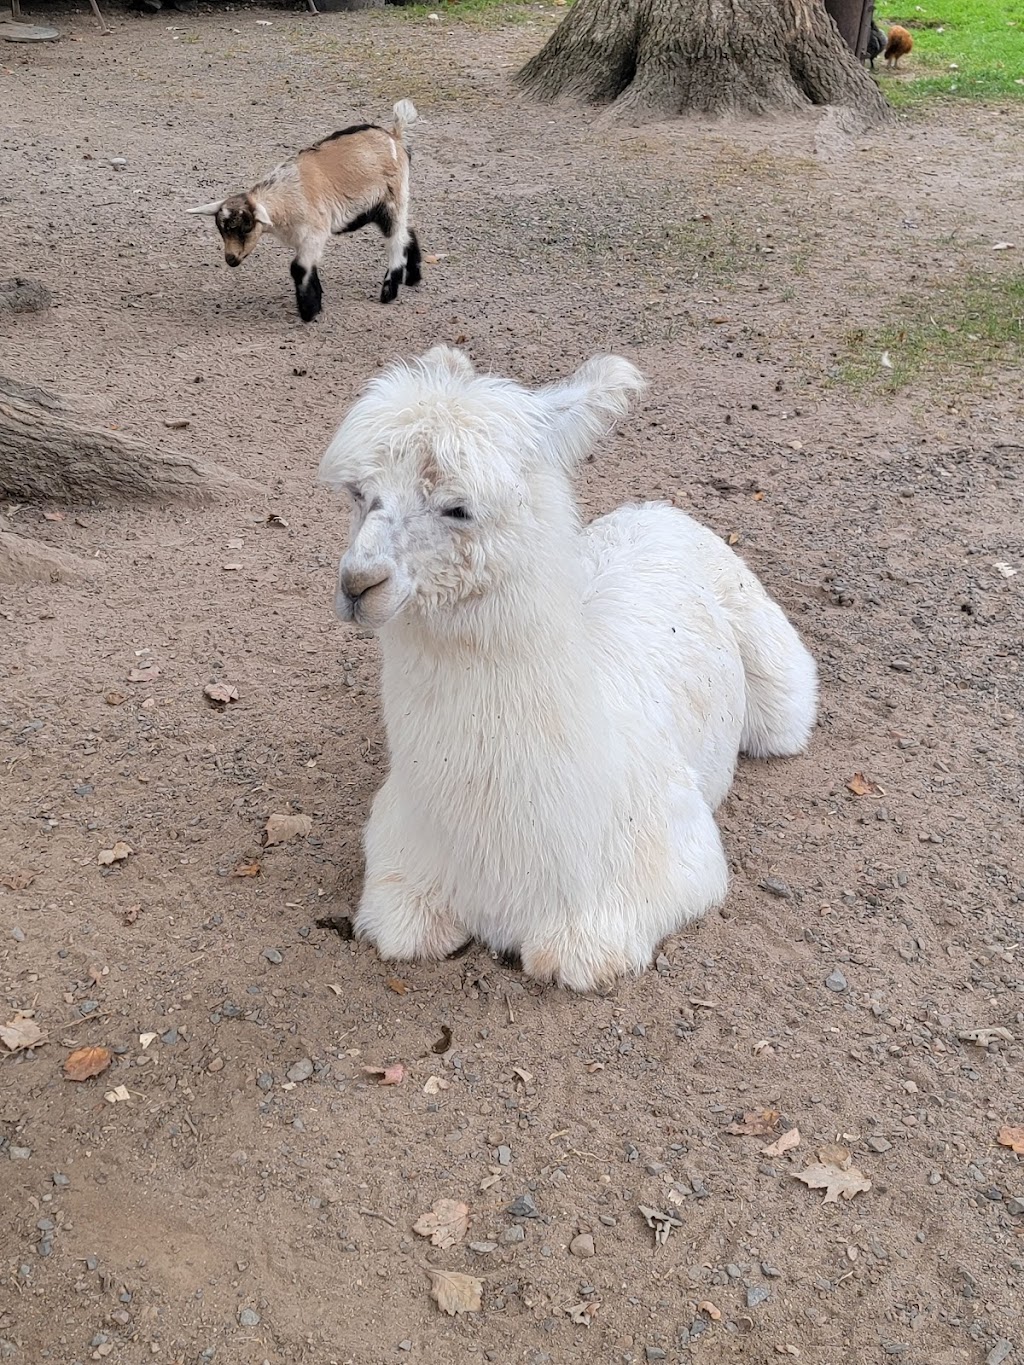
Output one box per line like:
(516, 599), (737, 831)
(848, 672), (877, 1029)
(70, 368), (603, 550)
(517, 0), (890, 125)
(0, 378), (247, 505)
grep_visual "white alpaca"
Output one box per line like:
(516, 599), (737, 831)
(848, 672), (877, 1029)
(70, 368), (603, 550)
(319, 348), (817, 993)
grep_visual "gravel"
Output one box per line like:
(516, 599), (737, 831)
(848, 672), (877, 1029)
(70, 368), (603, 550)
(825, 969), (848, 993)
(238, 1308), (260, 1328)
(286, 1058), (314, 1083)
(569, 1233), (595, 1258)
(507, 1193), (540, 1218)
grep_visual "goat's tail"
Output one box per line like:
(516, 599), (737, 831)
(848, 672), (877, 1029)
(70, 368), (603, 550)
(390, 99), (419, 143)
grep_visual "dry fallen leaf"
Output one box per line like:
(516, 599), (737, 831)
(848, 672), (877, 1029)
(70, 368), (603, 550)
(1, 1013), (46, 1052)
(64, 1045), (113, 1081)
(265, 512), (289, 528)
(361, 1062), (406, 1086)
(413, 1198), (470, 1249)
(231, 861), (262, 878)
(127, 666), (160, 684)
(425, 1267), (482, 1316)
(123, 904), (141, 925)
(959, 1027), (1013, 1046)
(638, 1204), (683, 1247)
(204, 682), (239, 705)
(262, 813), (313, 846)
(846, 771), (884, 797)
(1, 867), (36, 891)
(386, 978), (410, 995)
(794, 1152), (872, 1203)
(104, 691), (127, 706)
(512, 1066), (534, 1085)
(97, 841), (133, 866)
(726, 1108), (780, 1137)
(43, 510), (66, 522)
(139, 1032), (157, 1050)
(423, 1075), (449, 1095)
(996, 1126), (1024, 1154)
(698, 1301), (722, 1321)
(762, 1126), (801, 1158)
(818, 1142), (852, 1167)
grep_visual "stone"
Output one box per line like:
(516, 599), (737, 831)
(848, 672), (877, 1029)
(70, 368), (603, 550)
(867, 1136), (892, 1153)
(569, 1233), (595, 1258)
(825, 969), (848, 993)
(759, 877), (792, 898)
(501, 1225), (525, 1244)
(746, 1285), (770, 1308)
(286, 1058), (314, 1083)
(263, 948), (283, 965)
(507, 1193), (540, 1218)
(238, 1308), (260, 1328)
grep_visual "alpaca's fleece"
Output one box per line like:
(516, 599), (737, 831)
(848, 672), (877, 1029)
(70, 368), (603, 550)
(319, 348), (818, 992)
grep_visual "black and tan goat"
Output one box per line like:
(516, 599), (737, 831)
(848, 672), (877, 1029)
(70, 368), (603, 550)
(188, 100), (421, 322)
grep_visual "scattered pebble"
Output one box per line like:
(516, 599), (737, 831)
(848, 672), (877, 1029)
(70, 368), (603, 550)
(160, 1028), (179, 1045)
(866, 1136), (892, 1153)
(286, 1058), (314, 1083)
(52, 1173), (69, 1187)
(501, 1225), (525, 1244)
(1006, 1196), (1024, 1216)
(759, 877), (792, 899)
(238, 1307), (260, 1328)
(507, 1193), (540, 1218)
(9, 1147), (32, 1160)
(469, 1241), (498, 1254)
(986, 1341), (1013, 1365)
(257, 1072), (274, 1091)
(10, 926), (25, 942)
(825, 969), (848, 993)
(496, 1145), (512, 1165)
(569, 1233), (595, 1258)
(746, 1285), (770, 1308)
(263, 948), (284, 965)
(645, 1350), (667, 1362)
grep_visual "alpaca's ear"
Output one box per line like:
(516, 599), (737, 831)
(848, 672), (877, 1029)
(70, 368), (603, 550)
(420, 346), (475, 380)
(538, 355), (646, 466)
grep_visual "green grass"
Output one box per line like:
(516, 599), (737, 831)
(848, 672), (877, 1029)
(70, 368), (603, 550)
(840, 271), (1024, 390)
(390, 0), (557, 26)
(878, 0), (1024, 104)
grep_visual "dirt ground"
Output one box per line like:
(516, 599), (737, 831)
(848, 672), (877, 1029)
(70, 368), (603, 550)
(2, 6), (1023, 1364)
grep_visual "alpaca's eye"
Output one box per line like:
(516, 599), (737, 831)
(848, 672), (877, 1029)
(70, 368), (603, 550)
(443, 505), (471, 522)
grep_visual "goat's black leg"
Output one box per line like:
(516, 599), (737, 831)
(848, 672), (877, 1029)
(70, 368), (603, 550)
(404, 229), (422, 287)
(290, 259), (323, 322)
(380, 263), (403, 304)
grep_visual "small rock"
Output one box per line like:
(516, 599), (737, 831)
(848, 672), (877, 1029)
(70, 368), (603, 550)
(398, 1343), (412, 1353)
(986, 1341), (1013, 1365)
(759, 877), (792, 899)
(238, 1308), (260, 1328)
(108, 157), (127, 169)
(867, 1136), (892, 1153)
(80, 1000), (99, 1015)
(889, 659), (913, 672)
(52, 1172), (69, 1187)
(1006, 1196), (1024, 1216)
(645, 1350), (667, 1362)
(825, 969), (848, 993)
(286, 1058), (314, 1083)
(507, 1193), (540, 1218)
(263, 948), (283, 965)
(257, 1072), (274, 1091)
(10, 927), (25, 942)
(928, 1171), (942, 1186)
(160, 1028), (179, 1045)
(746, 1285), (770, 1308)
(496, 1145), (512, 1165)
(761, 1263), (781, 1278)
(206, 1056), (224, 1073)
(569, 1233), (595, 1258)
(469, 1241), (498, 1254)
(501, 1225), (525, 1244)
(598, 1214), (617, 1227)
(9, 1147), (31, 1160)
(655, 953), (671, 974)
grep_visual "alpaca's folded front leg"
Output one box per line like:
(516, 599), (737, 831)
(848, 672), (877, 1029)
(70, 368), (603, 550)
(520, 930), (644, 995)
(355, 783), (470, 961)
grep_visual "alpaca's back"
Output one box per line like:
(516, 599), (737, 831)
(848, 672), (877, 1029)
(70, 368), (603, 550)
(582, 503), (816, 806)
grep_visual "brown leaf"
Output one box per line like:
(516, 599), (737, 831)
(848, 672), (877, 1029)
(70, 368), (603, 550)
(817, 1142), (852, 1168)
(761, 1126), (801, 1158)
(432, 1025), (453, 1054)
(997, 1125), (1024, 1154)
(232, 861), (262, 878)
(566, 1301), (599, 1326)
(0, 1013), (46, 1052)
(1, 867), (36, 891)
(262, 813), (313, 846)
(425, 1267), (482, 1316)
(123, 904), (141, 925)
(97, 841), (133, 866)
(413, 1198), (470, 1249)
(43, 510), (66, 522)
(104, 691), (127, 706)
(361, 1062), (406, 1086)
(794, 1160), (872, 1204)
(386, 978), (409, 995)
(725, 1108), (780, 1137)
(64, 1045), (113, 1081)
(698, 1301), (722, 1321)
(846, 772), (884, 797)
(204, 682), (239, 705)
(127, 666), (160, 684)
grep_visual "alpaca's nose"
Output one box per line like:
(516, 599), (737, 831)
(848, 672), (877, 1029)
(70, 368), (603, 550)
(340, 566), (388, 605)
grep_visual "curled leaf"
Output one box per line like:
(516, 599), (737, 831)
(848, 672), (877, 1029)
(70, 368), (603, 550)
(698, 1301), (722, 1321)
(431, 1025), (453, 1054)
(425, 1266), (482, 1316)
(761, 1126), (801, 1158)
(1, 867), (36, 891)
(127, 666), (160, 684)
(204, 682), (239, 705)
(262, 813), (313, 846)
(64, 1045), (112, 1081)
(794, 1158), (871, 1203)
(413, 1198), (470, 1249)
(996, 1125), (1024, 1154)
(846, 772), (884, 797)
(726, 1108), (780, 1137)
(232, 861), (262, 878)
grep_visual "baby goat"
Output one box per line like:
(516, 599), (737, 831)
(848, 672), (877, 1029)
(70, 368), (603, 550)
(188, 100), (421, 322)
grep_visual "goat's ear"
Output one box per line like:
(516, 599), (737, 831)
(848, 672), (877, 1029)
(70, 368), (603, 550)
(538, 355), (646, 466)
(187, 200), (224, 216)
(253, 202), (273, 228)
(420, 346), (475, 380)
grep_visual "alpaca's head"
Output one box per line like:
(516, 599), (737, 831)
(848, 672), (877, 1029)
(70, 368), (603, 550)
(318, 347), (646, 631)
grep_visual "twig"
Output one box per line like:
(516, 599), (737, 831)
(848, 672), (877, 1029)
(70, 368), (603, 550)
(358, 1207), (396, 1226)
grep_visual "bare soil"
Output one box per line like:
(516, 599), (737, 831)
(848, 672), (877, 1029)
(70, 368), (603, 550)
(1, 8), (1023, 1365)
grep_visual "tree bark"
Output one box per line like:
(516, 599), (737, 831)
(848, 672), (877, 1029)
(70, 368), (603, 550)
(517, 0), (890, 125)
(0, 378), (246, 505)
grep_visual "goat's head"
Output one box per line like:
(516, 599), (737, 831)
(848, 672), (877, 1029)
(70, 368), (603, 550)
(319, 347), (646, 632)
(187, 192), (272, 267)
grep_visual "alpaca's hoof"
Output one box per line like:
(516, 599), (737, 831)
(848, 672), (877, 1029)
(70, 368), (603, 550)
(521, 940), (636, 994)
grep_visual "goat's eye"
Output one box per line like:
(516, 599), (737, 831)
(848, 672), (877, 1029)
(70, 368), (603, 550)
(443, 505), (471, 522)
